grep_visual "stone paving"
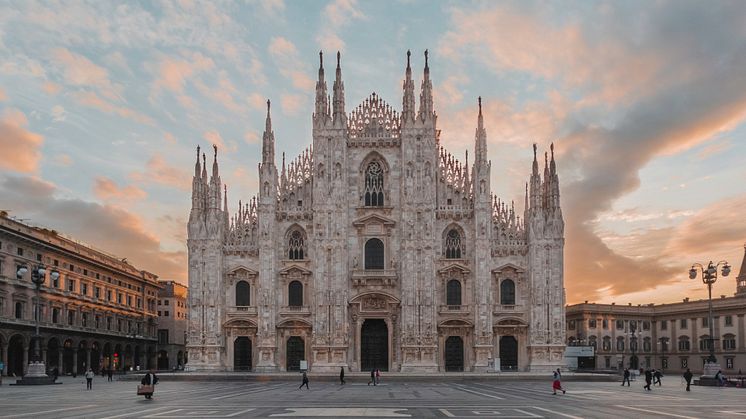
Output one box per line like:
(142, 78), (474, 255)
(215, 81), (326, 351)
(1, 375), (745, 418)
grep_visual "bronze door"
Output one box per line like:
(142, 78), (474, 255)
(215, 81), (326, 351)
(286, 336), (304, 371)
(234, 337), (252, 371)
(499, 336), (518, 371)
(361, 319), (388, 371)
(445, 336), (464, 372)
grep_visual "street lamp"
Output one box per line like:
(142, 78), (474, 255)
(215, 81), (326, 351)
(628, 321), (638, 370)
(16, 265), (59, 384)
(689, 260), (730, 374)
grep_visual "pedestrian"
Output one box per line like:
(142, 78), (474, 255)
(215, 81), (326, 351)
(683, 368), (693, 391)
(552, 368), (566, 395)
(107, 368), (113, 382)
(299, 372), (309, 390)
(140, 370), (158, 399)
(715, 370), (726, 387)
(368, 368), (376, 386)
(621, 368), (631, 386)
(654, 369), (663, 386)
(85, 368), (94, 390)
(52, 367), (59, 383)
(340, 367), (345, 385)
(375, 368), (381, 385)
(644, 369), (652, 391)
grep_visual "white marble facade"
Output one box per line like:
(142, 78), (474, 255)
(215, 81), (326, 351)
(186, 51), (565, 373)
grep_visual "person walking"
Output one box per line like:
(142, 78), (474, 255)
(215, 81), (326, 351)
(375, 369), (381, 385)
(52, 367), (59, 383)
(107, 368), (113, 382)
(683, 368), (693, 391)
(621, 368), (631, 386)
(368, 368), (376, 386)
(552, 368), (566, 395)
(339, 367), (345, 385)
(139, 370), (158, 399)
(643, 369), (653, 391)
(654, 369), (663, 386)
(85, 368), (94, 390)
(299, 372), (309, 390)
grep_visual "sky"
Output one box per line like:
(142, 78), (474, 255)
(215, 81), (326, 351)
(1, 0), (745, 305)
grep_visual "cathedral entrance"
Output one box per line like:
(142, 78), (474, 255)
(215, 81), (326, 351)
(361, 319), (388, 371)
(233, 337), (252, 371)
(444, 336), (464, 372)
(286, 336), (304, 371)
(499, 336), (518, 371)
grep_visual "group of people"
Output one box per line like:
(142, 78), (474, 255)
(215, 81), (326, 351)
(298, 367), (382, 389)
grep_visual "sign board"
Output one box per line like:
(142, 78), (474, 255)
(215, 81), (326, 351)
(564, 346), (595, 357)
(299, 360), (308, 371)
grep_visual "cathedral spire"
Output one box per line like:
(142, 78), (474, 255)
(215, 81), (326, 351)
(201, 152), (207, 180)
(418, 49), (434, 123)
(474, 97), (488, 169)
(332, 51), (346, 126)
(194, 145), (201, 177)
(212, 144), (219, 178)
(314, 50), (329, 125)
(262, 99), (275, 167)
(402, 50), (415, 125)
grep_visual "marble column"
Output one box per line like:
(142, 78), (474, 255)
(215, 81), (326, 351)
(72, 349), (78, 375)
(42, 348), (47, 364)
(22, 346), (29, 375)
(58, 350), (63, 373)
(86, 348), (91, 371)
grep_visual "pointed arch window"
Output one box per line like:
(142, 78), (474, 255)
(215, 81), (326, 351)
(500, 279), (515, 305)
(235, 281), (250, 306)
(288, 229), (305, 260)
(364, 238), (384, 270)
(364, 161), (384, 206)
(446, 279), (462, 306)
(288, 281), (303, 307)
(444, 229), (462, 259)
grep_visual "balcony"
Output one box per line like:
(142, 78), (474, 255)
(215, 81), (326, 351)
(351, 269), (398, 287)
(493, 304), (520, 313)
(279, 305), (311, 316)
(226, 306), (257, 316)
(438, 305), (471, 314)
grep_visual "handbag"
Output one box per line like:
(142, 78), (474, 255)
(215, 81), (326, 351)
(137, 384), (154, 395)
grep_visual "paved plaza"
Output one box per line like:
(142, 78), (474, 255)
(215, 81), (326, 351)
(1, 376), (745, 418)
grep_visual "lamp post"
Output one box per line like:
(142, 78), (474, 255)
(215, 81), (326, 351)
(689, 260), (730, 376)
(657, 337), (667, 371)
(628, 321), (638, 370)
(16, 264), (59, 384)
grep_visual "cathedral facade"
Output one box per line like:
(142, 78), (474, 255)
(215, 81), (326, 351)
(186, 51), (566, 373)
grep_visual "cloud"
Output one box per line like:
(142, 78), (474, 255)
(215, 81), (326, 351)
(43, 82), (61, 95)
(268, 37), (315, 91)
(316, 0), (366, 52)
(152, 52), (215, 94)
(130, 154), (191, 190)
(93, 176), (147, 202)
(52, 48), (122, 100)
(248, 93), (268, 111)
(0, 87), (6, 101)
(244, 131), (260, 145)
(0, 174), (186, 282)
(280, 93), (304, 115)
(0, 108), (44, 173)
(164, 132), (177, 144)
(52, 154), (73, 167)
(203, 130), (237, 153)
(71, 91), (154, 125)
(51, 105), (66, 122)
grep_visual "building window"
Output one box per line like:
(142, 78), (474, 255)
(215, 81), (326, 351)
(364, 161), (384, 206)
(68, 279), (75, 292)
(723, 334), (736, 350)
(164, 311), (169, 317)
(236, 280), (250, 306)
(568, 320), (576, 330)
(288, 281), (303, 307)
(15, 301), (23, 319)
(107, 317), (112, 330)
(702, 317), (708, 327)
(500, 279), (516, 305)
(67, 310), (75, 326)
(678, 336), (690, 351)
(680, 319), (687, 329)
(603, 336), (611, 352)
(446, 279), (461, 306)
(589, 336), (597, 350)
(444, 229), (462, 259)
(726, 358), (734, 369)
(588, 319), (597, 329)
(681, 358), (688, 369)
(699, 336), (711, 351)
(127, 295), (132, 306)
(52, 308), (59, 323)
(643, 337), (651, 352)
(82, 312), (88, 327)
(164, 300), (169, 306)
(630, 337), (638, 352)
(616, 320), (624, 330)
(660, 337), (669, 352)
(660, 320), (667, 330)
(17, 247), (23, 256)
(117, 293), (122, 304)
(52, 274), (59, 288)
(364, 238), (384, 270)
(107, 290), (112, 301)
(642, 321), (650, 331)
(81, 283), (88, 296)
(287, 229), (306, 260)
(602, 319), (608, 329)
(605, 357), (611, 368)
(158, 329), (169, 345)
(662, 358), (668, 369)
(95, 315), (100, 329)
(616, 337), (625, 352)
(94, 287), (100, 299)
(725, 315), (733, 327)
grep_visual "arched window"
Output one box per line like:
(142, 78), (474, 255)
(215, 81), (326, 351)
(288, 230), (305, 260)
(364, 161), (384, 206)
(616, 337), (625, 351)
(446, 280), (462, 306)
(364, 238), (384, 270)
(678, 336), (690, 351)
(602, 336), (611, 352)
(500, 279), (515, 305)
(288, 281), (303, 307)
(723, 334), (736, 350)
(444, 229), (462, 259)
(235, 281), (250, 306)
(643, 337), (651, 352)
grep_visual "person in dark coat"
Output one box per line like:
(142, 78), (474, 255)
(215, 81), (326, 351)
(107, 368), (113, 382)
(683, 368), (693, 391)
(339, 367), (345, 385)
(643, 369), (653, 391)
(299, 372), (309, 390)
(368, 368), (376, 386)
(653, 369), (663, 386)
(141, 370), (158, 399)
(621, 368), (631, 386)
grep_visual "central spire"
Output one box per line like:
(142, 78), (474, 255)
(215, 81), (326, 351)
(402, 50), (415, 125)
(262, 99), (275, 166)
(314, 50), (329, 124)
(418, 49), (434, 123)
(332, 51), (346, 126)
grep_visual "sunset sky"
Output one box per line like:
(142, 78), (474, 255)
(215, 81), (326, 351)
(1, 0), (745, 305)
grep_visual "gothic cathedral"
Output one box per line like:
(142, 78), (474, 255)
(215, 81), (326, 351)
(186, 51), (566, 373)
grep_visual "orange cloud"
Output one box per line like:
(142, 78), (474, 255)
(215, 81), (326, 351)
(52, 48), (121, 100)
(93, 176), (147, 202)
(153, 52), (215, 94)
(280, 93), (304, 115)
(0, 109), (44, 173)
(72, 91), (154, 125)
(0, 87), (6, 101)
(130, 154), (191, 190)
